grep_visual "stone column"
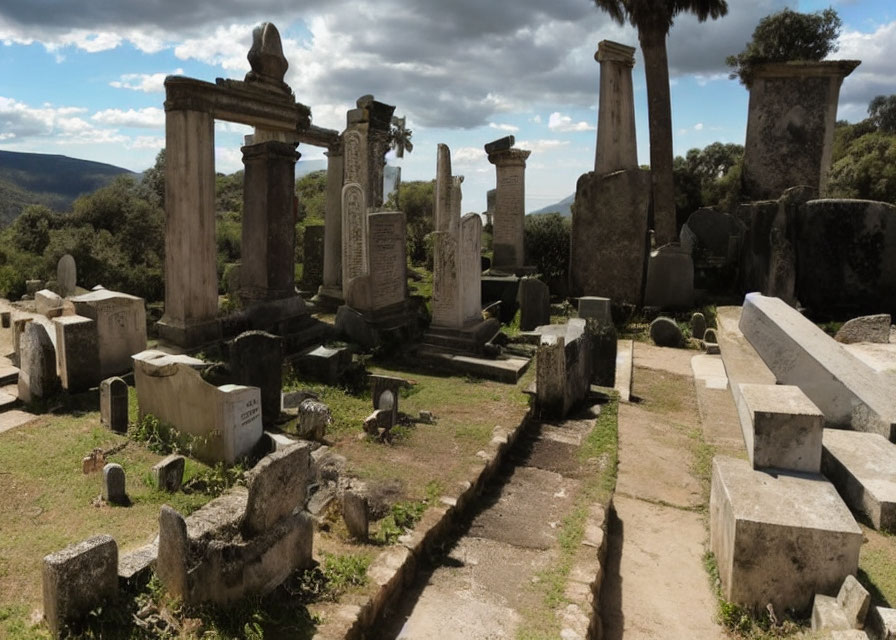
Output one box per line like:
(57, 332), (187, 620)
(742, 60), (859, 201)
(594, 40), (638, 175)
(486, 138), (530, 271)
(343, 95), (395, 208)
(158, 107), (219, 347)
(319, 141), (345, 302)
(368, 127), (392, 207)
(240, 139), (300, 303)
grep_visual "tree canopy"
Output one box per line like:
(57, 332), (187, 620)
(868, 95), (896, 134)
(727, 8), (842, 87)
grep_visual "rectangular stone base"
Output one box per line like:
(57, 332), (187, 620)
(422, 318), (501, 356)
(416, 347), (531, 384)
(710, 456), (861, 614)
(335, 302), (417, 349)
(822, 428), (896, 531)
(156, 317), (222, 349)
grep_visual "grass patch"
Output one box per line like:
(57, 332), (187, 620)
(858, 527), (896, 608)
(519, 396), (619, 639)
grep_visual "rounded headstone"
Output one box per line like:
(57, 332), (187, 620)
(690, 312), (707, 340)
(649, 316), (683, 348)
(57, 254), (76, 297)
(102, 463), (127, 504)
(703, 328), (718, 344)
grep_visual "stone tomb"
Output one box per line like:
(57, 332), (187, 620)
(536, 319), (592, 418)
(72, 289), (147, 379)
(710, 456), (861, 613)
(132, 350), (263, 464)
(53, 315), (99, 393)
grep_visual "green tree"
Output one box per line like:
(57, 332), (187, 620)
(139, 148), (166, 207)
(868, 95), (896, 134)
(385, 180), (434, 264)
(10, 204), (58, 254)
(726, 8), (842, 87)
(827, 130), (896, 204)
(673, 142), (744, 221)
(524, 213), (570, 293)
(594, 0), (728, 244)
(296, 170), (327, 222)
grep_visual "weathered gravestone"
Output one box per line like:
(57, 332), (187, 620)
(301, 225), (325, 292)
(517, 277), (550, 332)
(649, 317), (683, 348)
(18, 322), (59, 403)
(42, 535), (118, 637)
(57, 254), (77, 297)
(100, 377), (129, 432)
(690, 312), (707, 341)
(72, 289), (146, 378)
(343, 491), (369, 540)
(102, 463), (127, 504)
(54, 315), (99, 393)
(229, 330), (283, 426)
(153, 454), (186, 492)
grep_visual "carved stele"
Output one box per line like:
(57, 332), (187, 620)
(343, 130), (364, 184)
(341, 182), (368, 300)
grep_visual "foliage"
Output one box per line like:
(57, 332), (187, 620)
(182, 461), (248, 497)
(373, 498), (430, 544)
(869, 95), (896, 134)
(726, 8), (842, 87)
(673, 142), (744, 221)
(523, 212), (570, 284)
(128, 413), (198, 456)
(296, 170), (327, 222)
(386, 179), (435, 264)
(827, 130), (896, 204)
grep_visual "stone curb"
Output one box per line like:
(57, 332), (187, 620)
(560, 499), (612, 640)
(311, 411), (532, 639)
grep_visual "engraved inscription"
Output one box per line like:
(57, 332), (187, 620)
(341, 183), (368, 289)
(368, 213), (406, 310)
(344, 130), (363, 183)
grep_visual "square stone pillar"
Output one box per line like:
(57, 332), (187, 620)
(594, 40), (638, 175)
(240, 140), (300, 304)
(158, 108), (220, 347)
(742, 60), (859, 201)
(343, 95), (395, 209)
(486, 137), (531, 271)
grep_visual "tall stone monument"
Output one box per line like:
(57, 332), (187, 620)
(343, 95), (395, 209)
(317, 135), (345, 306)
(741, 60), (859, 201)
(569, 40), (650, 305)
(157, 22), (311, 348)
(423, 144), (499, 353)
(485, 136), (531, 272)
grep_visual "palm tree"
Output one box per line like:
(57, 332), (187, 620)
(594, 0), (728, 245)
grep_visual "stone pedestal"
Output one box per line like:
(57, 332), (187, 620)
(487, 144), (530, 271)
(594, 40), (638, 175)
(72, 289), (147, 379)
(241, 140), (299, 304)
(742, 61), (859, 201)
(53, 315), (99, 393)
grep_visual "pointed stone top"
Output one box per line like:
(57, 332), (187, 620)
(485, 136), (515, 155)
(596, 40), (636, 66)
(246, 22), (289, 88)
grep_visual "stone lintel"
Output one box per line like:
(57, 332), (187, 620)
(241, 139), (300, 161)
(164, 75), (311, 133)
(752, 60), (861, 81)
(487, 147), (531, 166)
(484, 135), (515, 154)
(298, 124), (340, 149)
(595, 40), (636, 66)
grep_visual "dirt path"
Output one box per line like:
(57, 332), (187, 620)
(600, 343), (726, 639)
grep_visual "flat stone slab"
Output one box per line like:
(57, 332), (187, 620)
(710, 455), (862, 614)
(615, 339), (633, 402)
(736, 383), (824, 472)
(0, 365), (18, 386)
(416, 348), (530, 384)
(0, 409), (37, 434)
(822, 428), (896, 531)
(842, 342), (896, 380)
(691, 354), (728, 390)
(716, 306), (777, 393)
(0, 390), (18, 410)
(740, 293), (896, 440)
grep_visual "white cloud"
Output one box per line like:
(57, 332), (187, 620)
(532, 114), (542, 124)
(516, 139), (570, 154)
(836, 21), (896, 121)
(215, 146), (244, 173)
(547, 111), (594, 132)
(694, 122), (704, 131)
(0, 96), (88, 138)
(489, 122), (519, 132)
(91, 107), (164, 128)
(453, 147), (486, 164)
(129, 136), (165, 150)
(110, 69), (183, 93)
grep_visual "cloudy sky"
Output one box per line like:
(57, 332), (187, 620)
(1, 0), (893, 213)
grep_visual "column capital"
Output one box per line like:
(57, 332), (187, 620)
(595, 40), (636, 67)
(487, 148), (531, 167)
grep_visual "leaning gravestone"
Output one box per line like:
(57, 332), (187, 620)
(100, 377), (129, 432)
(153, 454), (186, 492)
(57, 254), (77, 297)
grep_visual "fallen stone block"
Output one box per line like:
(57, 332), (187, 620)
(740, 293), (896, 440)
(836, 314), (892, 344)
(839, 574), (871, 629)
(812, 594), (852, 633)
(869, 606), (896, 639)
(536, 319), (591, 418)
(42, 535), (118, 637)
(710, 456), (862, 614)
(153, 454), (186, 493)
(822, 429), (896, 531)
(735, 383), (823, 472)
(241, 443), (311, 537)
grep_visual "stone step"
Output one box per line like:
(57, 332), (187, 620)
(715, 305), (776, 412)
(0, 364), (18, 386)
(710, 455), (862, 614)
(0, 390), (19, 412)
(0, 409), (38, 434)
(822, 428), (896, 531)
(739, 293), (896, 440)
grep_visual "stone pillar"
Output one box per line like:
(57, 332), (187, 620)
(319, 140), (345, 301)
(742, 60), (859, 201)
(343, 95), (395, 208)
(158, 108), (219, 347)
(486, 137), (531, 271)
(594, 40), (638, 175)
(240, 140), (300, 303)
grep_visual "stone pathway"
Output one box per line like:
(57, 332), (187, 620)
(600, 343), (741, 640)
(375, 405), (602, 639)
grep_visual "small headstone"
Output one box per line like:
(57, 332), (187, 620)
(703, 328), (718, 343)
(517, 278), (550, 332)
(102, 463), (127, 504)
(578, 296), (612, 325)
(25, 279), (44, 296)
(838, 574), (871, 629)
(42, 535), (118, 638)
(297, 399), (331, 441)
(649, 317), (683, 348)
(157, 505), (189, 598)
(690, 312), (707, 340)
(100, 377), (129, 432)
(230, 330), (283, 426)
(835, 314), (892, 344)
(152, 454), (186, 493)
(370, 375), (410, 427)
(343, 491), (369, 540)
(57, 254), (77, 297)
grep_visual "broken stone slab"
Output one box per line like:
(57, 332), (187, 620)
(484, 135), (515, 155)
(536, 319), (591, 418)
(735, 383), (824, 472)
(266, 431), (299, 452)
(812, 596), (855, 634)
(839, 574), (871, 629)
(710, 456), (862, 614)
(293, 344), (352, 385)
(118, 539), (158, 589)
(835, 314), (892, 345)
(822, 428), (896, 531)
(153, 454), (186, 493)
(241, 443), (311, 537)
(343, 491), (369, 540)
(35, 289), (64, 317)
(42, 535), (118, 638)
(869, 606), (896, 639)
(740, 293), (896, 440)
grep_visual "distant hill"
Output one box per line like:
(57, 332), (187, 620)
(529, 193), (574, 217)
(0, 150), (134, 226)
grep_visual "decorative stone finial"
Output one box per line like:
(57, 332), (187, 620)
(246, 22), (288, 86)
